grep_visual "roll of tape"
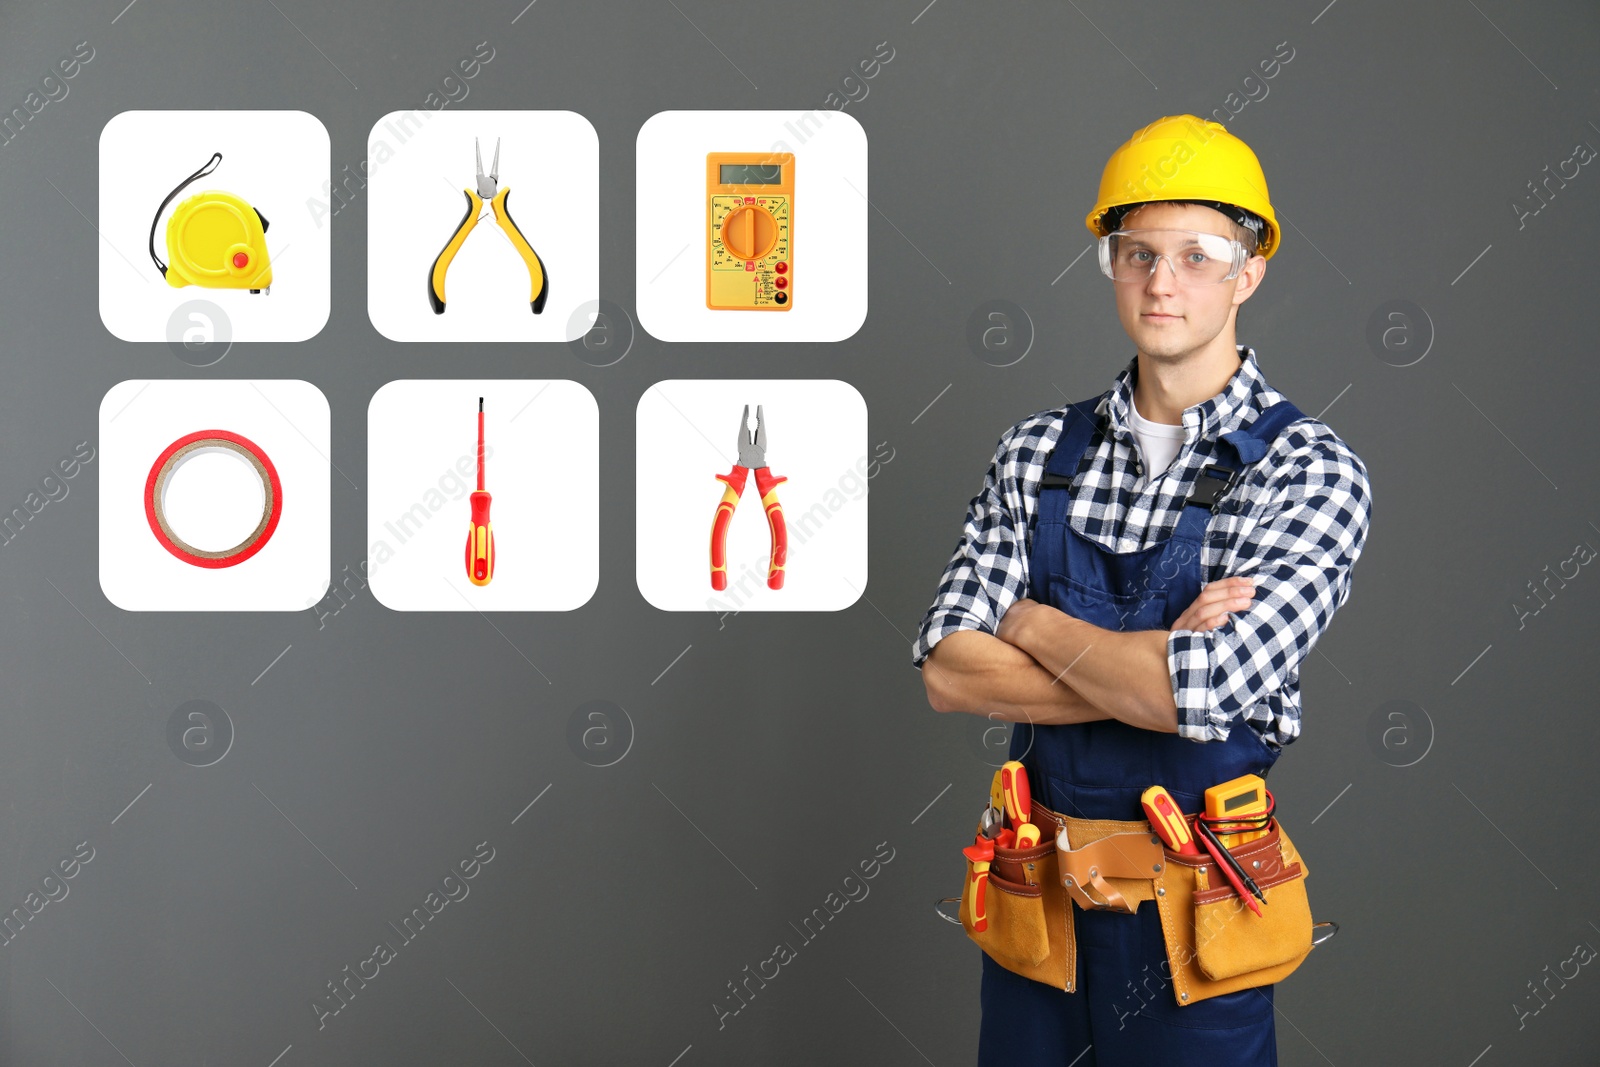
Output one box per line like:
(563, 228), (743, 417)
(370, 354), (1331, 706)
(144, 429), (282, 568)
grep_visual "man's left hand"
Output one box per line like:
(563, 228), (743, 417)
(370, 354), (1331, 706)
(995, 597), (1047, 648)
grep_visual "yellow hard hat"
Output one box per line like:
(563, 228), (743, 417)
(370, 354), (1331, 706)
(1085, 115), (1280, 259)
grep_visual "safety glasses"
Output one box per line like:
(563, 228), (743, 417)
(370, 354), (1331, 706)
(1097, 228), (1251, 286)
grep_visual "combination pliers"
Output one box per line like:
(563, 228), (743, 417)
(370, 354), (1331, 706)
(428, 137), (549, 315)
(710, 405), (788, 591)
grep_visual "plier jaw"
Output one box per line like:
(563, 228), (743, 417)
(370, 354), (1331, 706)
(710, 405), (788, 592)
(475, 136), (500, 200)
(734, 404), (768, 470)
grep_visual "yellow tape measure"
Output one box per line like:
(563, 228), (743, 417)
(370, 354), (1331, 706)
(149, 153), (273, 293)
(706, 152), (793, 311)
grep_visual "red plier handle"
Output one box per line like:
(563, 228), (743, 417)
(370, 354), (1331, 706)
(710, 465), (788, 590)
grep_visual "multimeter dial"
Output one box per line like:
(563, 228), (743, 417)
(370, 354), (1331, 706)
(719, 204), (778, 261)
(708, 195), (791, 307)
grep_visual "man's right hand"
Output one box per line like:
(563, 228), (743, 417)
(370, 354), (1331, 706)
(1170, 576), (1258, 633)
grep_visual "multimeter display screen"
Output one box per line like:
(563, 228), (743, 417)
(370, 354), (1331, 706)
(1224, 790), (1261, 811)
(719, 164), (784, 185)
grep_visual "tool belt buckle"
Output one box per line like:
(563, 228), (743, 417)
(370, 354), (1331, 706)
(1056, 830), (1163, 914)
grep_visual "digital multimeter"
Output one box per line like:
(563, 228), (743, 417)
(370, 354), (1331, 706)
(707, 152), (793, 311)
(1203, 773), (1270, 848)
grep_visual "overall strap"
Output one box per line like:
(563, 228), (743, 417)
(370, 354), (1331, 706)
(1037, 396), (1107, 510)
(1027, 396), (1105, 600)
(1183, 399), (1306, 513)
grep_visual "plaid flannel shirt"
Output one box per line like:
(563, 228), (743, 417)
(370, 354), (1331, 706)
(912, 345), (1372, 749)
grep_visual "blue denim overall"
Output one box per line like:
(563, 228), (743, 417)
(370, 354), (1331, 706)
(977, 394), (1306, 1066)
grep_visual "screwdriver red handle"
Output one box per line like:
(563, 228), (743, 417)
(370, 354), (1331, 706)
(467, 491), (494, 585)
(1000, 761), (1031, 825)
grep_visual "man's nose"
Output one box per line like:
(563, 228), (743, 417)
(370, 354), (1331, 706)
(1145, 254), (1180, 294)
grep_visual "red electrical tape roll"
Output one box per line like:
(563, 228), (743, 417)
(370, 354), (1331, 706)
(144, 430), (283, 568)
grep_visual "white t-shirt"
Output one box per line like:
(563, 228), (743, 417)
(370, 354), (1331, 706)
(1128, 395), (1189, 478)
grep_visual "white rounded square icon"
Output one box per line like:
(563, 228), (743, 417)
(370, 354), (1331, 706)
(366, 110), (599, 342)
(367, 380), (599, 610)
(98, 111), (331, 346)
(637, 380), (879, 611)
(98, 380), (331, 611)
(635, 110), (868, 342)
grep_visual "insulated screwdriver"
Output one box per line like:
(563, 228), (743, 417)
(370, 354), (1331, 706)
(466, 398), (494, 586)
(1141, 785), (1203, 856)
(1000, 761), (1031, 823)
(1000, 761), (1040, 846)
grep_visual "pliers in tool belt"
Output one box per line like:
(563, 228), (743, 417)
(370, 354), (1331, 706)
(710, 405), (788, 591)
(428, 137), (549, 315)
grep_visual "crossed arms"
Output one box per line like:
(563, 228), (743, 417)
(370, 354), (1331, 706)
(921, 579), (1259, 730)
(912, 422), (1372, 745)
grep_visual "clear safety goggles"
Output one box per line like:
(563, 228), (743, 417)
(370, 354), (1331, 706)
(1097, 228), (1251, 286)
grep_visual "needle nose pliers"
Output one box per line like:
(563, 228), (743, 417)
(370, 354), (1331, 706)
(710, 405), (788, 591)
(428, 137), (549, 315)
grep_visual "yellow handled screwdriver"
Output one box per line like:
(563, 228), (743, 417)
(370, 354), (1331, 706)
(466, 398), (494, 586)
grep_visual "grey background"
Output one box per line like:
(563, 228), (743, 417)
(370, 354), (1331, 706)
(0, 0), (1597, 1063)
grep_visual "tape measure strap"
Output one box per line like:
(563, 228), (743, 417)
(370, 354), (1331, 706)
(144, 429), (282, 569)
(148, 152), (223, 277)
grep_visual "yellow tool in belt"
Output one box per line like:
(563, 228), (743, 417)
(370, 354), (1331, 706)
(1205, 773), (1271, 848)
(429, 137), (549, 315)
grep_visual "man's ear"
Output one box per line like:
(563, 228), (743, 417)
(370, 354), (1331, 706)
(1233, 255), (1267, 308)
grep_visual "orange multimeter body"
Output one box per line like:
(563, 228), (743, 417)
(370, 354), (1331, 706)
(1204, 773), (1269, 848)
(707, 152), (793, 311)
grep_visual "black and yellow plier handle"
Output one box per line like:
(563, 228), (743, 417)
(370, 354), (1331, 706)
(428, 137), (549, 315)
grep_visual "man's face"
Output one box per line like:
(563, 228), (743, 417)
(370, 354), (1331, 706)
(1108, 202), (1265, 362)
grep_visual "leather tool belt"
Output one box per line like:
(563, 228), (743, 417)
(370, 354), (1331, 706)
(942, 796), (1331, 1007)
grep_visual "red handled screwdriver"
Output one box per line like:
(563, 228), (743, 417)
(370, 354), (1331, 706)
(466, 397), (494, 586)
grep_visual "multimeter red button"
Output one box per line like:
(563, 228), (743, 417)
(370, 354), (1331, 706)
(233, 252), (249, 268)
(775, 262), (787, 273)
(775, 277), (787, 289)
(775, 292), (788, 304)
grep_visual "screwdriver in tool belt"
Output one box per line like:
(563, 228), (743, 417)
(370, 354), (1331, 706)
(1000, 761), (1039, 846)
(466, 398), (494, 586)
(1141, 785), (1203, 856)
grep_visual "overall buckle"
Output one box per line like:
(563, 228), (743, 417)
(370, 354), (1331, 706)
(1186, 464), (1239, 512)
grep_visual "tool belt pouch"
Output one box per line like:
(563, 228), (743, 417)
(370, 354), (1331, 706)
(958, 823), (1069, 989)
(1056, 822), (1164, 914)
(1153, 815), (1315, 1006)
